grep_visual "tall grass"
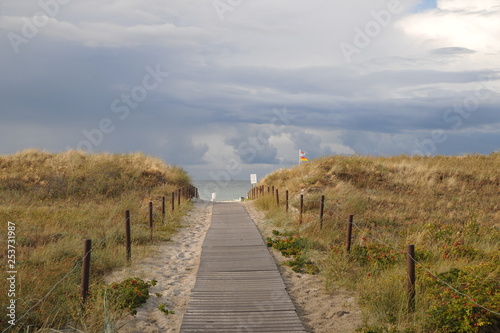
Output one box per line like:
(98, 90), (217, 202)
(0, 149), (193, 332)
(254, 153), (500, 332)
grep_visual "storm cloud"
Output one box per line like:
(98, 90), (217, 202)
(0, 0), (499, 179)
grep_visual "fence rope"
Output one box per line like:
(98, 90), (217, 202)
(2, 230), (114, 333)
(264, 194), (500, 317)
(2, 190), (192, 332)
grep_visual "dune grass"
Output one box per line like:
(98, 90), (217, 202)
(253, 153), (499, 332)
(0, 149), (193, 332)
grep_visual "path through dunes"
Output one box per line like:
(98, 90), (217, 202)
(180, 202), (306, 332)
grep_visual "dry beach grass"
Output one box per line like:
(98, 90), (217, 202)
(252, 153), (500, 332)
(1, 150), (498, 332)
(0, 149), (193, 332)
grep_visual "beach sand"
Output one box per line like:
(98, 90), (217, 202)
(104, 200), (213, 333)
(105, 200), (362, 332)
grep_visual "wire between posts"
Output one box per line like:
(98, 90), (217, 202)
(289, 196), (500, 317)
(2, 203), (137, 333)
(9, 191), (185, 330)
(3, 189), (190, 332)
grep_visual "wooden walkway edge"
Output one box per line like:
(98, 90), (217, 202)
(180, 202), (306, 333)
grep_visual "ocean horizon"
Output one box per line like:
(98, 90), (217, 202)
(192, 180), (254, 202)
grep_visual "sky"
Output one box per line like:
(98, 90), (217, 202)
(0, 0), (499, 180)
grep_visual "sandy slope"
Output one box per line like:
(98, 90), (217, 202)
(104, 200), (212, 333)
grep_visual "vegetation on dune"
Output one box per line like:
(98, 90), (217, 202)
(0, 149), (193, 332)
(0, 148), (190, 199)
(254, 153), (500, 332)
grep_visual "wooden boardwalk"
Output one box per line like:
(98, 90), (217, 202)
(180, 202), (306, 333)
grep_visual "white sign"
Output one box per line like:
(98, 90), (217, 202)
(250, 174), (257, 184)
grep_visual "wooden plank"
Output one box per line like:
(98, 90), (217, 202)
(180, 202), (306, 333)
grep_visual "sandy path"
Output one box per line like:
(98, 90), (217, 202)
(105, 199), (362, 332)
(242, 201), (363, 333)
(104, 200), (212, 333)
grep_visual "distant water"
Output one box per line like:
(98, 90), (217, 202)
(192, 180), (253, 201)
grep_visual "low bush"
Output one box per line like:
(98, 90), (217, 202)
(422, 262), (500, 332)
(107, 277), (157, 315)
(266, 230), (320, 274)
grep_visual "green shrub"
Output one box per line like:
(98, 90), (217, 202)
(422, 262), (500, 332)
(283, 255), (320, 275)
(440, 242), (484, 261)
(267, 230), (319, 274)
(107, 278), (157, 315)
(158, 303), (175, 316)
(350, 243), (403, 271)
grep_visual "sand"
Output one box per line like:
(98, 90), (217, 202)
(104, 200), (213, 333)
(105, 200), (362, 332)
(242, 201), (363, 333)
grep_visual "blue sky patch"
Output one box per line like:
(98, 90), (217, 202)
(414, 0), (438, 12)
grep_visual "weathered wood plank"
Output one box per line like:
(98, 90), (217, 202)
(180, 202), (306, 333)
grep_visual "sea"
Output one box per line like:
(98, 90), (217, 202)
(192, 180), (254, 202)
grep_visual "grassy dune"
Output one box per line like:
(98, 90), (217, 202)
(254, 153), (499, 332)
(0, 149), (193, 332)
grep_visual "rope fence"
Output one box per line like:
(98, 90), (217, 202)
(2, 185), (198, 332)
(248, 185), (500, 317)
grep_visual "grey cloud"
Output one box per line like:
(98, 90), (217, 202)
(225, 126), (279, 164)
(1, 0), (499, 179)
(287, 129), (334, 158)
(340, 131), (415, 155)
(432, 47), (476, 55)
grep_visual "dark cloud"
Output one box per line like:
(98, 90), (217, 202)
(0, 0), (499, 179)
(432, 47), (476, 55)
(225, 126), (280, 164)
(287, 129), (334, 158)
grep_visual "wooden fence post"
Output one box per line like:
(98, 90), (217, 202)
(162, 196), (166, 223)
(125, 210), (131, 262)
(299, 194), (304, 225)
(149, 201), (153, 240)
(346, 214), (354, 252)
(178, 189), (181, 206)
(319, 195), (325, 229)
(276, 189), (280, 207)
(407, 244), (416, 312)
(80, 239), (92, 303)
(285, 190), (289, 213)
(171, 192), (175, 212)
